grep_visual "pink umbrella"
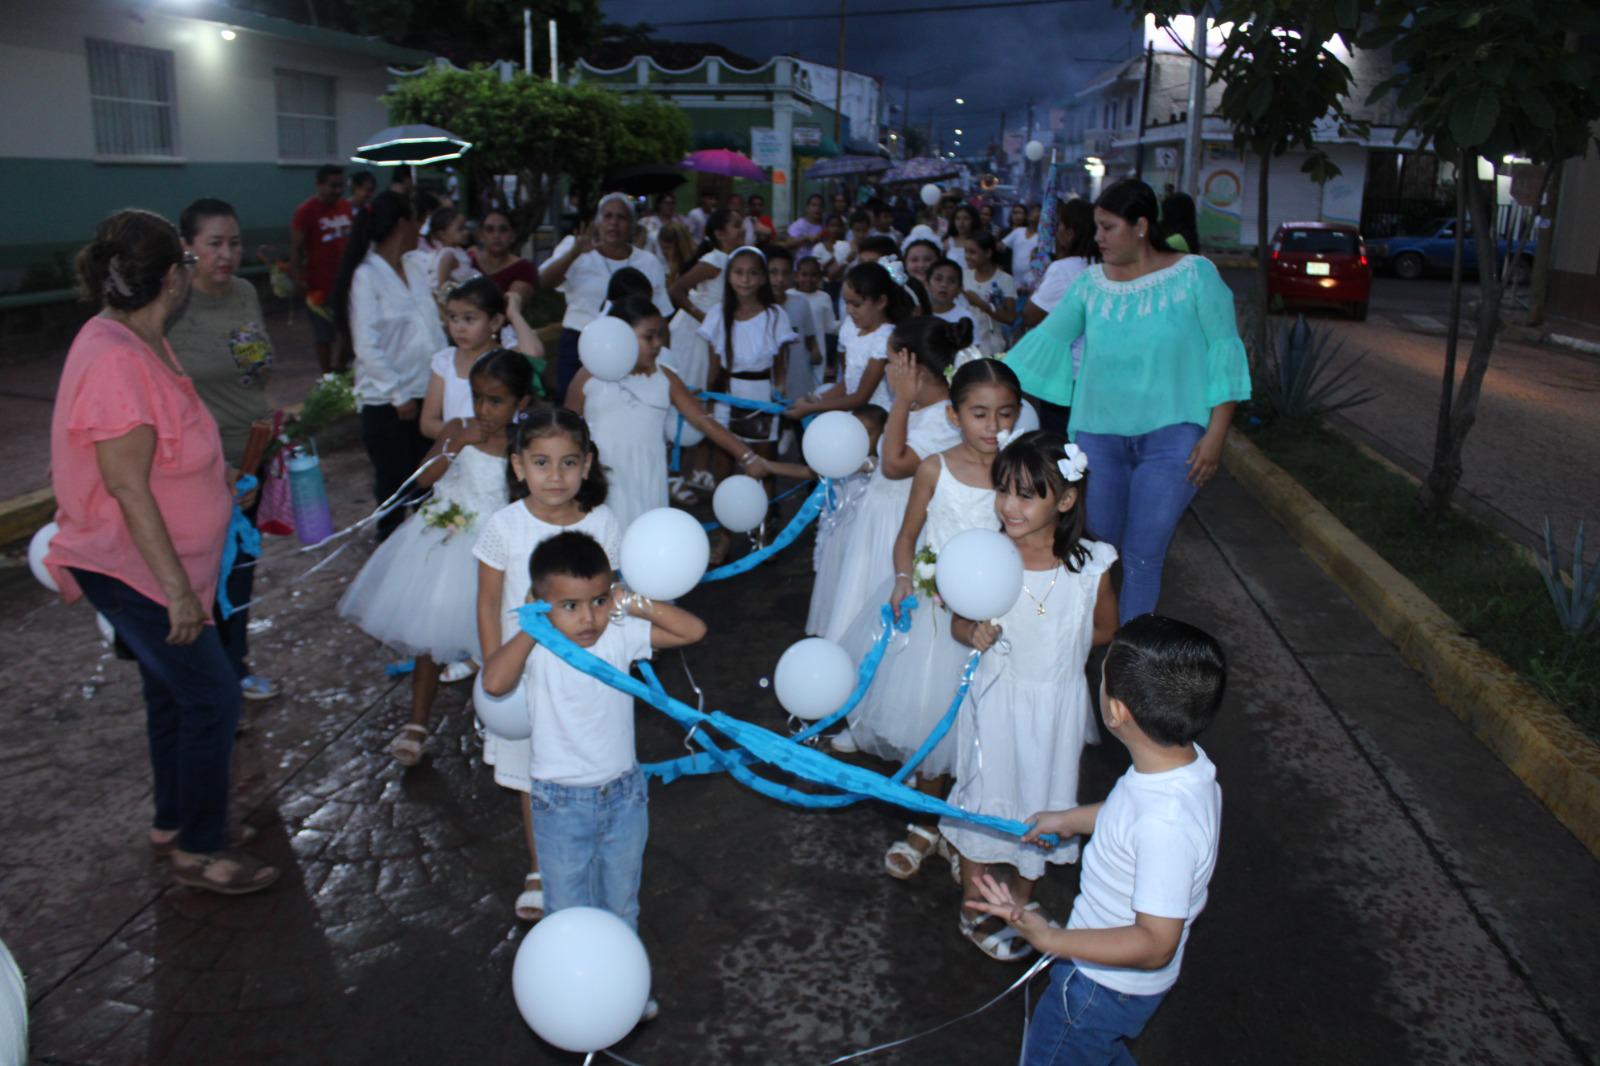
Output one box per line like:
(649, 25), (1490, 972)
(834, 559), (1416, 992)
(680, 148), (766, 181)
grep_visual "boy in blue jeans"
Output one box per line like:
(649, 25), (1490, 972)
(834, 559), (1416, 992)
(481, 531), (704, 936)
(970, 614), (1226, 1065)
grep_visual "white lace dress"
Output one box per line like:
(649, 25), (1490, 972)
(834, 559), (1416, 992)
(940, 541), (1117, 877)
(338, 444), (508, 661)
(806, 402), (960, 639)
(839, 455), (996, 776)
(585, 370), (672, 532)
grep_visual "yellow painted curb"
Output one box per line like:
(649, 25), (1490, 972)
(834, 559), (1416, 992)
(1223, 433), (1600, 858)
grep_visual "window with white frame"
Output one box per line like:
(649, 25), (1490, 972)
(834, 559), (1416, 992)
(86, 38), (177, 157)
(275, 69), (338, 160)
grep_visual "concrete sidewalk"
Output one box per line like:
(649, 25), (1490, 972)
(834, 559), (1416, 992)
(3, 444), (1596, 1064)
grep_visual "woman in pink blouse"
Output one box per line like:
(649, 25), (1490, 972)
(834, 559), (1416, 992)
(46, 209), (278, 896)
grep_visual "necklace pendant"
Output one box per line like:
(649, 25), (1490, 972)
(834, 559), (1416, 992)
(1035, 603), (1047, 617)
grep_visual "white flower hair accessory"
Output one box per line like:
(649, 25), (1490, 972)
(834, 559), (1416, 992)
(878, 255), (910, 289)
(996, 427), (1017, 450)
(1057, 443), (1089, 483)
(953, 343), (984, 369)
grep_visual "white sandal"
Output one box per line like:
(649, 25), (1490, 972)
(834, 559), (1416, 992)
(389, 724), (428, 767)
(884, 824), (941, 880)
(935, 834), (963, 886)
(959, 911), (1036, 962)
(515, 871), (545, 922)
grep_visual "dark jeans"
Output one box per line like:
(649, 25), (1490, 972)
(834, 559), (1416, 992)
(214, 496), (259, 680)
(1027, 393), (1072, 438)
(556, 327), (582, 404)
(71, 568), (240, 854)
(359, 403), (430, 541)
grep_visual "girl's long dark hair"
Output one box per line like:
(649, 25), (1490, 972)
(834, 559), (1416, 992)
(844, 261), (915, 325)
(688, 208), (735, 269)
(888, 316), (970, 378)
(992, 430), (1090, 572)
(1058, 198), (1099, 261)
(720, 247), (778, 375)
(332, 190), (414, 334)
(508, 405), (608, 511)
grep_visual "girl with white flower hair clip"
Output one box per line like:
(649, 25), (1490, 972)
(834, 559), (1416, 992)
(938, 429), (1119, 962)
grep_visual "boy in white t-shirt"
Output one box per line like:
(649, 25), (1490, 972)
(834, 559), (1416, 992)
(481, 531), (705, 935)
(970, 614), (1226, 1065)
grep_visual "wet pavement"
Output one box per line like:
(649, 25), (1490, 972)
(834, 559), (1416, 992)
(4, 442), (1599, 1065)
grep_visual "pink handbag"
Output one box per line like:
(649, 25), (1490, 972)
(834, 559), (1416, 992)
(257, 413), (295, 537)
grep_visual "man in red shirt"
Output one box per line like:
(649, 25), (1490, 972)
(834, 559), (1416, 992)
(290, 164), (352, 372)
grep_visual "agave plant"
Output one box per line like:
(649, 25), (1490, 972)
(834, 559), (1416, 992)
(1539, 518), (1600, 637)
(1257, 314), (1377, 424)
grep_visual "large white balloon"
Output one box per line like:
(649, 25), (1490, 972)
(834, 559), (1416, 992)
(620, 507), (710, 600)
(1024, 139), (1046, 162)
(936, 528), (1024, 621)
(473, 675), (530, 740)
(28, 521), (59, 593)
(1015, 399), (1041, 436)
(801, 410), (870, 479)
(712, 475), (767, 534)
(773, 637), (856, 721)
(512, 907), (651, 1053)
(0, 938), (25, 1066)
(579, 316), (640, 382)
(919, 182), (942, 208)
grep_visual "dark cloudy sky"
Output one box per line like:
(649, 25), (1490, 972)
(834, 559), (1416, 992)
(597, 0), (1140, 146)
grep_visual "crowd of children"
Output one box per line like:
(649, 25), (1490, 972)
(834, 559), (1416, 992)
(329, 196), (1228, 1063)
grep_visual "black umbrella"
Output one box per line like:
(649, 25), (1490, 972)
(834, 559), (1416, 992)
(804, 155), (891, 180)
(351, 124), (471, 166)
(604, 165), (686, 197)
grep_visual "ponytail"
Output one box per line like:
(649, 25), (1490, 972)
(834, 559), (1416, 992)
(333, 190), (414, 334)
(888, 316), (969, 378)
(844, 261), (916, 325)
(507, 405), (609, 511)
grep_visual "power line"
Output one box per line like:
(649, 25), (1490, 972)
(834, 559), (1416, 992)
(653, 0), (1090, 29)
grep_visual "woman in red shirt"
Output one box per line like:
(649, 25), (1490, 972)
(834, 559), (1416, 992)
(47, 210), (278, 896)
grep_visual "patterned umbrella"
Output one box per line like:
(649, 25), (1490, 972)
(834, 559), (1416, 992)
(680, 149), (766, 181)
(804, 155), (891, 180)
(880, 156), (963, 185)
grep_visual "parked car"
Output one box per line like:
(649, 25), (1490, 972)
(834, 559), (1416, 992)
(1367, 220), (1537, 281)
(1267, 222), (1372, 320)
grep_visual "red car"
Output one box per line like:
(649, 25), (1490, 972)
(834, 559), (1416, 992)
(1267, 222), (1371, 320)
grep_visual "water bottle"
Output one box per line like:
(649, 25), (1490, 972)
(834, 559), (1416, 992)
(286, 448), (334, 546)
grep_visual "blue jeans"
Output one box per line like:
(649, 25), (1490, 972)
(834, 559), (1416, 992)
(70, 568), (241, 853)
(1023, 963), (1167, 1065)
(529, 767), (649, 930)
(1075, 424), (1204, 622)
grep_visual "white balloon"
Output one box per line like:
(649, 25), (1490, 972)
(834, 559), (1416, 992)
(0, 938), (25, 1066)
(663, 409), (705, 448)
(1015, 399), (1041, 436)
(473, 674), (530, 740)
(920, 182), (942, 207)
(935, 528), (1024, 621)
(801, 410), (870, 479)
(579, 316), (640, 382)
(1024, 139), (1046, 162)
(512, 907), (651, 1053)
(712, 475), (767, 534)
(620, 507), (710, 600)
(773, 637), (856, 721)
(27, 521), (59, 593)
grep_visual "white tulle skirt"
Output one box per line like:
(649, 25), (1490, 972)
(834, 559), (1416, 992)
(338, 513), (481, 662)
(807, 472), (913, 641)
(837, 577), (973, 777)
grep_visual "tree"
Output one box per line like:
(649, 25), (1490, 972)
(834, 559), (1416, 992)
(387, 67), (690, 238)
(1116, 1), (1372, 359)
(1364, 1), (1600, 514)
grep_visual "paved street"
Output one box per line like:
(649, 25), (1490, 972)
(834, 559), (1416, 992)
(4, 439), (1597, 1064)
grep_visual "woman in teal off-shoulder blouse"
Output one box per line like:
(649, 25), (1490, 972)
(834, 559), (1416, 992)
(1005, 179), (1251, 621)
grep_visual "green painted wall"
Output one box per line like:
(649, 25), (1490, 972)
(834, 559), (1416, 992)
(0, 157), (340, 290)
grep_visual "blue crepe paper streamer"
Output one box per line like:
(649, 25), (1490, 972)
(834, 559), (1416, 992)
(215, 475), (261, 620)
(385, 659), (415, 677)
(517, 602), (1046, 840)
(701, 481), (827, 582)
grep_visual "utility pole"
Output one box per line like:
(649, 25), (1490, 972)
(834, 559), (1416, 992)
(523, 9), (531, 76)
(1183, 7), (1207, 196)
(833, 0), (846, 144)
(903, 80), (911, 156)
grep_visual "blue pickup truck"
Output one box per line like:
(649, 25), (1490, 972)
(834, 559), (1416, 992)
(1368, 220), (1536, 281)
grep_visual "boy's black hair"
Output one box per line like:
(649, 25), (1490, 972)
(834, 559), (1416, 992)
(1103, 615), (1226, 746)
(314, 163), (344, 184)
(991, 430), (1090, 571)
(764, 245), (794, 267)
(929, 257), (964, 287)
(605, 266), (653, 305)
(350, 170), (377, 191)
(795, 255), (823, 275)
(529, 531), (612, 593)
(857, 235), (901, 259)
(848, 208), (872, 228)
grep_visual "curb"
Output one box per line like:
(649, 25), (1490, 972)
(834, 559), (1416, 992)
(1223, 432), (1600, 859)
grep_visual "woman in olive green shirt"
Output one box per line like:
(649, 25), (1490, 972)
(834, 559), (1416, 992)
(169, 198), (278, 701)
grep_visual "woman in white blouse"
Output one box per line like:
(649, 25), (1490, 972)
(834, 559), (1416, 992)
(332, 191), (447, 541)
(538, 193), (671, 399)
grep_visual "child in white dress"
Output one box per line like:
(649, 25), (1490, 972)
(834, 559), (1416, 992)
(473, 407), (619, 922)
(667, 209), (743, 494)
(419, 277), (541, 440)
(698, 247), (798, 474)
(563, 298), (773, 531)
(941, 431), (1118, 961)
(339, 350), (535, 767)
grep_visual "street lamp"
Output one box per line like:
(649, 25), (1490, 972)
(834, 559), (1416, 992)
(954, 128), (963, 135)
(955, 97), (965, 105)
